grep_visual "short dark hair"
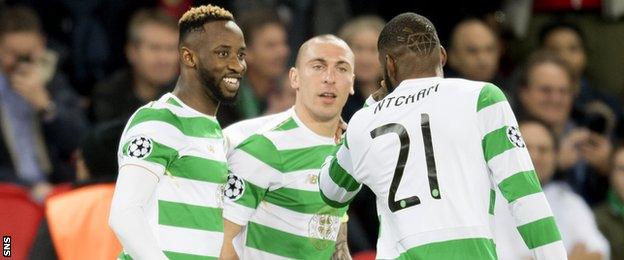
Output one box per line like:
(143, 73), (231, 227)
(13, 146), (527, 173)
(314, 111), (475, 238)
(178, 4), (234, 44)
(538, 20), (586, 49)
(0, 5), (42, 38)
(237, 9), (284, 46)
(377, 12), (440, 57)
(518, 50), (575, 90)
(128, 8), (178, 44)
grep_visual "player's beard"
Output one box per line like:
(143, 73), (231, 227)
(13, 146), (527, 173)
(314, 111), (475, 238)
(197, 62), (238, 105)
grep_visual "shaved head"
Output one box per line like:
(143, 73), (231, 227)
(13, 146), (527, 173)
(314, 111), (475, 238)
(295, 34), (354, 68)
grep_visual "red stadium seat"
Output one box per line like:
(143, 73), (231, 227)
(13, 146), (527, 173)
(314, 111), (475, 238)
(0, 183), (44, 260)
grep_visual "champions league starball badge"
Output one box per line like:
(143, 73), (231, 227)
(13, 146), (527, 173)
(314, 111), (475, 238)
(224, 174), (245, 201)
(127, 136), (153, 159)
(506, 126), (525, 148)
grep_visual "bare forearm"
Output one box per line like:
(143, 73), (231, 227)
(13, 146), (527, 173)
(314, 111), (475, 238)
(332, 221), (352, 260)
(220, 218), (244, 260)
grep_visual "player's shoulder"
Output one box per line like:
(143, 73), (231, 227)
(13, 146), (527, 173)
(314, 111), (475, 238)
(229, 109), (299, 152)
(123, 93), (222, 140)
(224, 109), (293, 151)
(441, 77), (496, 94)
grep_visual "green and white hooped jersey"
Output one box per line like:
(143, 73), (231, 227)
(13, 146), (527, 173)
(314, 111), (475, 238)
(319, 77), (567, 260)
(223, 108), (348, 260)
(117, 93), (228, 259)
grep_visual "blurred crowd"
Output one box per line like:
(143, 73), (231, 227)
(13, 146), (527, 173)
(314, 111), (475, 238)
(0, 0), (623, 259)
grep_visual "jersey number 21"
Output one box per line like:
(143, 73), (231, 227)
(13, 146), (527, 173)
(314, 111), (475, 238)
(370, 113), (441, 213)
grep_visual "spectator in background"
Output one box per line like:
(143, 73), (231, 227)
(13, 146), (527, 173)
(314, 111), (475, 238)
(217, 9), (290, 127)
(594, 144), (624, 260)
(264, 73), (296, 115)
(91, 8), (178, 123)
(446, 18), (504, 87)
(30, 120), (125, 260)
(494, 120), (609, 260)
(0, 6), (88, 201)
(538, 21), (623, 140)
(338, 15), (384, 122)
(516, 51), (612, 205)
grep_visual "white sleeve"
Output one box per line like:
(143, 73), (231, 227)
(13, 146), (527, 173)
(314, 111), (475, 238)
(318, 132), (362, 208)
(476, 84), (567, 259)
(109, 164), (167, 260)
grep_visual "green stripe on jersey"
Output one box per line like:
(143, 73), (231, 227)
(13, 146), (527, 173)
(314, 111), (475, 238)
(127, 107), (222, 138)
(264, 187), (345, 216)
(123, 140), (178, 169)
(273, 117), (298, 131)
(482, 126), (515, 162)
(477, 83), (506, 112)
(238, 134), (334, 173)
(488, 189), (496, 215)
(246, 222), (335, 260)
(328, 158), (359, 192)
(166, 97), (183, 107)
(164, 251), (218, 260)
(158, 200), (224, 232)
(397, 238), (497, 260)
(517, 216), (562, 249)
(498, 170), (542, 203)
(168, 156), (227, 184)
(233, 180), (267, 209)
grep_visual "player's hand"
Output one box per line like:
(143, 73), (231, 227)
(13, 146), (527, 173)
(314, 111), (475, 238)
(557, 128), (589, 170)
(580, 132), (612, 175)
(371, 80), (389, 101)
(568, 243), (602, 260)
(334, 117), (347, 144)
(9, 62), (51, 111)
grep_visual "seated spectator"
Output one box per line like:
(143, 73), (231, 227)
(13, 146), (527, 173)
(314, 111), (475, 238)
(594, 144), (624, 260)
(91, 8), (178, 123)
(338, 15), (385, 122)
(0, 6), (88, 201)
(494, 120), (610, 260)
(29, 120), (125, 260)
(217, 9), (290, 127)
(446, 18), (504, 87)
(516, 51), (612, 205)
(538, 20), (623, 139)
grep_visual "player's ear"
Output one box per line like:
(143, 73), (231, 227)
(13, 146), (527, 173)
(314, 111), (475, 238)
(386, 54), (397, 84)
(439, 46), (447, 67)
(289, 67), (299, 90)
(180, 47), (196, 68)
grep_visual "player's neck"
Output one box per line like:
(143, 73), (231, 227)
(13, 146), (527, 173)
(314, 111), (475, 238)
(172, 76), (219, 116)
(294, 104), (338, 138)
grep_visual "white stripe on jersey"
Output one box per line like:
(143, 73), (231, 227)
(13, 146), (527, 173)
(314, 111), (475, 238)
(508, 192), (555, 226)
(157, 176), (223, 209)
(252, 201), (340, 240)
(477, 101), (518, 136)
(488, 148), (535, 184)
(158, 225), (223, 257)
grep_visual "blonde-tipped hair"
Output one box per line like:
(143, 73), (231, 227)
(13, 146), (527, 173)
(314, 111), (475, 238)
(179, 4), (233, 25)
(178, 4), (234, 42)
